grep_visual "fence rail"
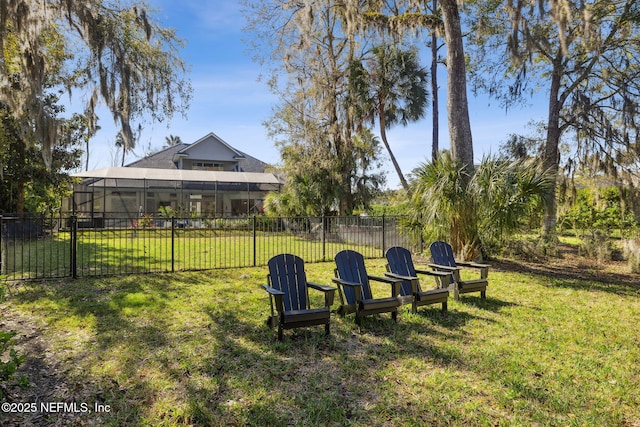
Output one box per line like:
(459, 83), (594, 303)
(0, 214), (415, 281)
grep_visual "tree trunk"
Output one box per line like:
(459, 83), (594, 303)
(16, 180), (25, 215)
(378, 98), (410, 192)
(440, 0), (474, 176)
(431, 0), (439, 163)
(542, 58), (563, 239)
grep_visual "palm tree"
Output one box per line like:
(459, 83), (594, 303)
(349, 44), (429, 192)
(164, 134), (182, 147)
(410, 151), (553, 259)
(115, 132), (127, 166)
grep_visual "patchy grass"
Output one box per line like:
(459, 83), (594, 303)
(2, 256), (640, 426)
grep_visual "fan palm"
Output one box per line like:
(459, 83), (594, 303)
(410, 152), (553, 259)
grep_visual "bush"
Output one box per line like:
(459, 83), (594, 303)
(559, 187), (639, 235)
(408, 152), (553, 260)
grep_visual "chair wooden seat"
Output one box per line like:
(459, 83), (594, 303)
(416, 287), (450, 304)
(360, 296), (401, 313)
(282, 307), (331, 325)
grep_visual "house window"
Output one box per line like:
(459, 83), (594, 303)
(193, 162), (224, 171)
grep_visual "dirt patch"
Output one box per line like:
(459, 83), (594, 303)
(0, 309), (90, 427)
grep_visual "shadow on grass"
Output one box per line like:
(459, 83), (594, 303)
(456, 295), (518, 312)
(169, 298), (504, 426)
(2, 268), (547, 426)
(7, 275), (186, 425)
(493, 257), (639, 296)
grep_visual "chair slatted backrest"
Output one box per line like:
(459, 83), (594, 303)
(430, 241), (457, 284)
(385, 246), (417, 296)
(430, 241), (457, 268)
(268, 254), (309, 311)
(334, 250), (373, 304)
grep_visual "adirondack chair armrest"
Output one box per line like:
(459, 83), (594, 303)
(368, 275), (402, 297)
(427, 263), (460, 272)
(308, 282), (337, 307)
(455, 262), (489, 279)
(262, 285), (285, 317)
(262, 284), (285, 296)
(457, 261), (490, 269)
(415, 268), (452, 277)
(331, 277), (363, 289)
(368, 274), (402, 284)
(384, 272), (419, 295)
(384, 272), (417, 281)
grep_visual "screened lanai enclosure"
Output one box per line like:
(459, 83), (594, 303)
(65, 167), (282, 226)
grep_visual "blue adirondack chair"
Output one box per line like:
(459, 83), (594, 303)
(333, 250), (402, 324)
(428, 241), (489, 300)
(263, 254), (337, 340)
(384, 246), (450, 313)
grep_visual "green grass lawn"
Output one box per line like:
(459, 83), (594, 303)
(2, 228), (393, 280)
(2, 257), (640, 426)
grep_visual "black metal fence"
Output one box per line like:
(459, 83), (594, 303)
(0, 214), (416, 281)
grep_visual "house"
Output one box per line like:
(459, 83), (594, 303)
(67, 133), (281, 222)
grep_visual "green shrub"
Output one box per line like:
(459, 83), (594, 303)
(408, 152), (553, 260)
(559, 187), (639, 236)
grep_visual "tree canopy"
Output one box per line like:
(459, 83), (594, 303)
(0, 0), (192, 167)
(244, 0), (387, 214)
(468, 0), (640, 237)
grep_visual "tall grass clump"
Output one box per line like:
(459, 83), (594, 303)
(408, 151), (553, 260)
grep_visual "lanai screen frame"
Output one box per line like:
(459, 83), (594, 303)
(68, 167), (282, 220)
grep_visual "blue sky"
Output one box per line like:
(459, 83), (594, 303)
(86, 0), (548, 189)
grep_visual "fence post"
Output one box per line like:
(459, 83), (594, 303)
(171, 217), (175, 273)
(70, 215), (78, 279)
(322, 215), (326, 262)
(382, 214), (386, 258)
(0, 215), (4, 277)
(252, 215), (257, 267)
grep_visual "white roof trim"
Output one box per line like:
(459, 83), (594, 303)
(72, 167), (280, 185)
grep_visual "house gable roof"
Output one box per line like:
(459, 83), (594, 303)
(127, 143), (185, 169)
(179, 132), (246, 160)
(125, 132), (267, 173)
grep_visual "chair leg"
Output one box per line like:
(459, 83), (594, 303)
(442, 301), (447, 312)
(481, 290), (486, 299)
(277, 326), (283, 341)
(325, 323), (330, 336)
(392, 310), (398, 323)
(266, 315), (277, 328)
(412, 300), (418, 314)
